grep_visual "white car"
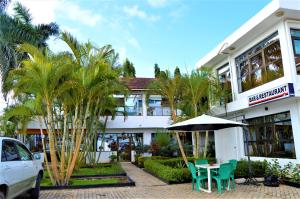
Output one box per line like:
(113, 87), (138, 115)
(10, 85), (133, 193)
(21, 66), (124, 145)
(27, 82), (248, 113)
(0, 137), (43, 199)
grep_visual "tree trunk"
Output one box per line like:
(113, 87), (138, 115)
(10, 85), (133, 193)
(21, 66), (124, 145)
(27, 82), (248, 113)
(175, 131), (188, 165)
(203, 130), (209, 158)
(38, 116), (55, 184)
(192, 131), (196, 157)
(46, 104), (60, 184)
(60, 109), (68, 181)
(171, 109), (188, 165)
(65, 101), (90, 182)
(195, 131), (200, 158)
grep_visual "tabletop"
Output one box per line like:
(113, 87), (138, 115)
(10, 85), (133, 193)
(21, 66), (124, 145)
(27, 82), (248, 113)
(195, 164), (220, 169)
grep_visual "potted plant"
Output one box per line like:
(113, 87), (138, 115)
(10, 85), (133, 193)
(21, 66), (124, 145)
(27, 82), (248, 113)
(264, 159), (281, 187)
(281, 163), (300, 188)
(109, 154), (117, 163)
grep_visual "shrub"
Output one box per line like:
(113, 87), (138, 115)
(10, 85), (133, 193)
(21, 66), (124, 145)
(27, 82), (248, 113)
(144, 158), (191, 183)
(137, 156), (166, 168)
(265, 159), (281, 177)
(135, 144), (151, 155)
(290, 166), (300, 183)
(109, 154), (117, 163)
(144, 157), (216, 183)
(235, 160), (267, 178)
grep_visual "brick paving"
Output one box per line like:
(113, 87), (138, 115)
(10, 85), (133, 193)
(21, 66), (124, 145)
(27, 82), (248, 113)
(39, 162), (300, 199)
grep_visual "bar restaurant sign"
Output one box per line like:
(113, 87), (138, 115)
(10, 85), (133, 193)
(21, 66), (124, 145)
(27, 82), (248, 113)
(248, 83), (294, 106)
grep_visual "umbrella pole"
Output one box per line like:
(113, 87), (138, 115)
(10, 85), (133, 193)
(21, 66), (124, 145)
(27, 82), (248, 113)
(243, 127), (259, 186)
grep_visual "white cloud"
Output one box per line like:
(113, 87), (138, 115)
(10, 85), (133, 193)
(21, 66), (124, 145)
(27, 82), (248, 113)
(7, 0), (59, 24)
(123, 5), (160, 22)
(118, 47), (127, 64)
(147, 0), (168, 8)
(127, 36), (141, 50)
(59, 1), (102, 27)
(60, 25), (85, 41)
(8, 0), (102, 27)
(169, 4), (188, 19)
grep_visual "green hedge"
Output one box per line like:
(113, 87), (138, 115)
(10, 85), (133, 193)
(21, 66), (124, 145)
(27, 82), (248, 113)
(143, 157), (217, 183)
(235, 160), (267, 178)
(144, 157), (266, 183)
(137, 156), (168, 168)
(144, 158), (191, 183)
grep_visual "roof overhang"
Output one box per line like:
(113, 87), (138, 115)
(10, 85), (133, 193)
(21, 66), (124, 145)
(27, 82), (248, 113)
(196, 0), (300, 68)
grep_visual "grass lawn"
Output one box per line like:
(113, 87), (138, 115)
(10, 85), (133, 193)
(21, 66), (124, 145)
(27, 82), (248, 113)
(44, 163), (124, 178)
(73, 163), (124, 176)
(41, 178), (119, 186)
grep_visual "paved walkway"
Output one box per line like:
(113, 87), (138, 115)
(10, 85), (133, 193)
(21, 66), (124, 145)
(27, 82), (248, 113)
(39, 162), (300, 199)
(120, 162), (166, 187)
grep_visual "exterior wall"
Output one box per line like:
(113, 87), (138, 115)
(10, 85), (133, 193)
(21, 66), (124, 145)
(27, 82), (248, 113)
(196, 3), (300, 165)
(104, 116), (171, 129)
(215, 128), (239, 163)
(211, 19), (300, 116)
(214, 98), (300, 166)
(143, 132), (152, 145)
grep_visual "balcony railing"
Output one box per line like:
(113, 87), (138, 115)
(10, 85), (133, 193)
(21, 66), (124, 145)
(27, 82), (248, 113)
(147, 106), (171, 116)
(116, 106), (143, 116)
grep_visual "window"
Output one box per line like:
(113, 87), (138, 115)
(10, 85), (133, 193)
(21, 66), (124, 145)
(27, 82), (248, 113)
(1, 140), (20, 161)
(217, 64), (232, 104)
(236, 32), (284, 92)
(15, 142), (33, 161)
(147, 95), (171, 116)
(244, 112), (295, 159)
(115, 94), (143, 116)
(291, 29), (300, 74)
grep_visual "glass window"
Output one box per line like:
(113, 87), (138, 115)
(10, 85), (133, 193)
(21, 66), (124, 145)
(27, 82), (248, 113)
(147, 95), (171, 116)
(291, 29), (300, 75)
(236, 32), (284, 92)
(115, 94), (143, 116)
(2, 140), (20, 161)
(15, 142), (33, 161)
(244, 112), (295, 159)
(217, 64), (232, 104)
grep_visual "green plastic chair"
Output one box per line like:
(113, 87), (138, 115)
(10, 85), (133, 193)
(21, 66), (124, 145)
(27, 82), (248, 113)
(195, 159), (208, 165)
(188, 162), (208, 192)
(195, 159), (208, 175)
(211, 163), (232, 194)
(229, 159), (238, 190)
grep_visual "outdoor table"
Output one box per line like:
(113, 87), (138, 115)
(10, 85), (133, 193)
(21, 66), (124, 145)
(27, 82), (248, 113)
(195, 163), (220, 193)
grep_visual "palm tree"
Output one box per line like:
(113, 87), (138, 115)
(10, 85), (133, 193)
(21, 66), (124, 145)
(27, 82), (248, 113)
(6, 43), (78, 185)
(0, 2), (59, 95)
(147, 70), (188, 165)
(180, 68), (211, 158)
(60, 32), (127, 183)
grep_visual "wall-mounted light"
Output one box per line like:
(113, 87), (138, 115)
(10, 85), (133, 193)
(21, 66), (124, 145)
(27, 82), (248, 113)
(275, 11), (284, 17)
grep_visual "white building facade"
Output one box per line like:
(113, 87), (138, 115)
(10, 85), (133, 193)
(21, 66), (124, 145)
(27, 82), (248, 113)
(196, 0), (300, 165)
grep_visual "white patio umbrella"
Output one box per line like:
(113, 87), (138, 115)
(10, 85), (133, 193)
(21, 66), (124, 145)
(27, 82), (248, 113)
(167, 114), (247, 131)
(167, 114), (258, 186)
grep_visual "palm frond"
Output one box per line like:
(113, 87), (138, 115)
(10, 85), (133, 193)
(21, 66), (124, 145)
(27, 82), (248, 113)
(13, 2), (32, 24)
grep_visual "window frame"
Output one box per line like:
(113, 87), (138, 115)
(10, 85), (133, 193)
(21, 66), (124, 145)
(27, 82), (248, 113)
(216, 63), (233, 104)
(291, 29), (300, 56)
(244, 111), (295, 159)
(235, 32), (284, 93)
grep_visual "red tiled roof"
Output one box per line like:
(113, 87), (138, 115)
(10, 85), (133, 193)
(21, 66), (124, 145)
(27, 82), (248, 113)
(121, 78), (154, 90)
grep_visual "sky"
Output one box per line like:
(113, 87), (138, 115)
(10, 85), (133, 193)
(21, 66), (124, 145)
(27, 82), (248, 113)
(7, 0), (271, 77)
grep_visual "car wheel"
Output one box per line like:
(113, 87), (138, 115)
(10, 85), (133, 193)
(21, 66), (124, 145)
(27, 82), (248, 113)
(0, 191), (5, 199)
(29, 173), (41, 199)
